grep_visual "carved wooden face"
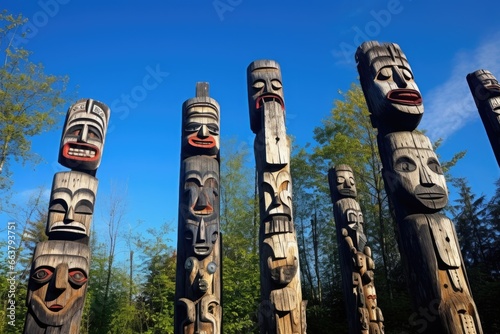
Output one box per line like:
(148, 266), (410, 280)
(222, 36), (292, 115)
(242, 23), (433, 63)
(179, 295), (220, 334)
(182, 99), (220, 158)
(182, 157), (219, 257)
(247, 60), (285, 133)
(329, 164), (357, 201)
(59, 99), (110, 171)
(260, 170), (293, 235)
(184, 256), (217, 298)
(263, 236), (298, 286)
(346, 207), (367, 251)
(356, 41), (423, 130)
(468, 69), (500, 122)
(27, 241), (89, 327)
(363, 283), (378, 315)
(382, 132), (448, 213)
(47, 172), (97, 238)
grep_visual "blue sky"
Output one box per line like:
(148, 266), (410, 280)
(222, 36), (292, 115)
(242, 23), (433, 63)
(3, 0), (500, 255)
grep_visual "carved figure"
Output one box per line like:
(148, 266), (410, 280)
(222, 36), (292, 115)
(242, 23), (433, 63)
(58, 99), (110, 174)
(175, 83), (221, 334)
(356, 41), (423, 133)
(248, 60), (306, 334)
(181, 85), (220, 159)
(329, 165), (384, 334)
(46, 171), (98, 241)
(24, 241), (89, 334)
(466, 69), (500, 166)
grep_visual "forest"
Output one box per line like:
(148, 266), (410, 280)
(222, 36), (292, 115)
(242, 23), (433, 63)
(1, 9), (500, 334)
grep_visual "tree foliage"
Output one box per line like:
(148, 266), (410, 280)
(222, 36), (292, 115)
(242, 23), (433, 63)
(0, 10), (69, 198)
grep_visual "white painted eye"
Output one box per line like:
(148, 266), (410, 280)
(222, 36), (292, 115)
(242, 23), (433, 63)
(253, 81), (265, 89)
(402, 68), (413, 80)
(377, 67), (392, 80)
(271, 80), (282, 90)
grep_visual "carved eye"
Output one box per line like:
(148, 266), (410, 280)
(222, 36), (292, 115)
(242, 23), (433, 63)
(271, 80), (282, 90)
(349, 177), (355, 186)
(395, 156), (416, 172)
(336, 176), (345, 184)
(207, 124), (219, 135)
(207, 261), (217, 274)
(377, 67), (392, 81)
(68, 125), (83, 137)
(75, 200), (93, 215)
(211, 231), (218, 244)
(87, 126), (102, 140)
(253, 81), (265, 89)
(32, 267), (54, 284)
(427, 158), (443, 174)
(185, 230), (193, 241)
(185, 123), (202, 132)
(49, 200), (67, 213)
(402, 68), (413, 80)
(69, 269), (87, 286)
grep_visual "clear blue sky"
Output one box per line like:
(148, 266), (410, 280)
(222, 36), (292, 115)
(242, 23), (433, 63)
(3, 0), (500, 255)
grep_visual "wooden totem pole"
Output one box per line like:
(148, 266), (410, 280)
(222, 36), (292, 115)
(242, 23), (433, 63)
(24, 99), (110, 333)
(247, 60), (307, 334)
(356, 41), (482, 333)
(328, 164), (384, 334)
(175, 82), (222, 334)
(466, 69), (500, 167)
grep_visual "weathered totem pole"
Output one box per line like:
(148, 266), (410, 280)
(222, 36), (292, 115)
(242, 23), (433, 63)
(175, 82), (222, 334)
(247, 60), (307, 334)
(24, 99), (110, 333)
(328, 164), (384, 334)
(466, 69), (500, 167)
(356, 41), (482, 333)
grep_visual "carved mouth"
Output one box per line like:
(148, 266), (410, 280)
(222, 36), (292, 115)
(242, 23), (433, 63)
(48, 304), (64, 312)
(416, 192), (446, 200)
(62, 143), (99, 161)
(188, 136), (216, 149)
(256, 94), (285, 110)
(387, 89), (422, 105)
(339, 189), (356, 197)
(50, 223), (87, 234)
(194, 246), (210, 256)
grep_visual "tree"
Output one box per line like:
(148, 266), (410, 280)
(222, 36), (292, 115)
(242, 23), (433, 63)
(219, 138), (260, 333)
(0, 10), (69, 195)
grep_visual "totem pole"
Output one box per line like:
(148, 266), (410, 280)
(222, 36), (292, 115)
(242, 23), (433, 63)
(24, 99), (110, 333)
(247, 59), (307, 334)
(466, 69), (500, 167)
(356, 41), (482, 333)
(175, 82), (222, 334)
(328, 164), (384, 334)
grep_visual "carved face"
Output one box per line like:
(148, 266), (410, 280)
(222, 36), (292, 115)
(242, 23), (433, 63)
(346, 207), (367, 251)
(260, 170), (293, 235)
(182, 99), (220, 158)
(329, 165), (357, 201)
(363, 283), (378, 318)
(184, 256), (217, 297)
(47, 172), (97, 238)
(356, 41), (423, 130)
(382, 132), (448, 213)
(182, 157), (219, 257)
(247, 60), (285, 133)
(263, 236), (298, 286)
(179, 295), (221, 334)
(467, 69), (500, 125)
(59, 99), (110, 171)
(27, 241), (89, 327)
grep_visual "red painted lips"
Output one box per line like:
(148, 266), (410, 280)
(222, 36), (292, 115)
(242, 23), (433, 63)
(188, 136), (216, 149)
(256, 94), (285, 110)
(387, 89), (422, 106)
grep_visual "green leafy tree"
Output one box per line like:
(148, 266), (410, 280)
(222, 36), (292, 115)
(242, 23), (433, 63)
(220, 138), (260, 333)
(0, 10), (69, 199)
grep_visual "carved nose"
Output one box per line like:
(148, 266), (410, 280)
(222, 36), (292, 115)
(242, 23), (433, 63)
(419, 166), (434, 187)
(78, 125), (89, 142)
(65, 207), (75, 222)
(197, 219), (206, 242)
(54, 263), (68, 291)
(271, 193), (282, 208)
(393, 67), (408, 88)
(198, 125), (209, 138)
